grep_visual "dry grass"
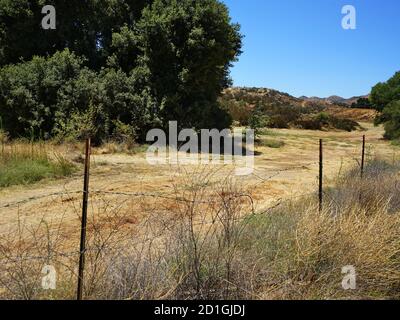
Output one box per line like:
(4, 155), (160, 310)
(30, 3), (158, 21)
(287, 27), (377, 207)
(1, 157), (400, 300)
(240, 159), (400, 299)
(0, 141), (76, 188)
(94, 141), (149, 155)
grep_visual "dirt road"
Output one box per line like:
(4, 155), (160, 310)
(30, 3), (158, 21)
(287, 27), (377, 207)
(0, 123), (397, 237)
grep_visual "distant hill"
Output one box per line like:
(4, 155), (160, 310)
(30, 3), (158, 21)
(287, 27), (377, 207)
(222, 87), (304, 108)
(222, 87), (370, 109)
(220, 87), (377, 124)
(299, 94), (370, 106)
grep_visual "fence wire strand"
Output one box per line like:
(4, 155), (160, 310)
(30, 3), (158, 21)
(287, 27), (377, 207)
(0, 139), (373, 265)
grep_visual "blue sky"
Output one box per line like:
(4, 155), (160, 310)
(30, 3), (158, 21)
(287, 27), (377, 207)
(222, 0), (400, 98)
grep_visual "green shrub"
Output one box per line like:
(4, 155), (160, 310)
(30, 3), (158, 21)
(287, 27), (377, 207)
(381, 101), (400, 140)
(315, 112), (330, 123)
(295, 114), (359, 131)
(0, 50), (87, 138)
(53, 104), (111, 146)
(391, 139), (400, 147)
(267, 105), (301, 128)
(111, 120), (136, 145)
(327, 116), (360, 132)
(294, 118), (323, 130)
(351, 97), (374, 109)
(220, 99), (252, 125)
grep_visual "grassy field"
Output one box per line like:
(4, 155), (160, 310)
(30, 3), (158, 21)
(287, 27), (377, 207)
(0, 122), (399, 299)
(0, 142), (76, 188)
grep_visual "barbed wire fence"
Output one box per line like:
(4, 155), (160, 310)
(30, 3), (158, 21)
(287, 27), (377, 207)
(0, 133), (387, 299)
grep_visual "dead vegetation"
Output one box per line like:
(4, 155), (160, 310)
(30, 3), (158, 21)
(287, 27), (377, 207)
(1, 159), (400, 300)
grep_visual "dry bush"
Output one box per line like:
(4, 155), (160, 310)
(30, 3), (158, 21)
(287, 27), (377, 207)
(156, 167), (257, 299)
(99, 245), (174, 300)
(91, 167), (258, 300)
(287, 159), (400, 299)
(81, 195), (175, 300)
(326, 159), (400, 215)
(0, 192), (145, 300)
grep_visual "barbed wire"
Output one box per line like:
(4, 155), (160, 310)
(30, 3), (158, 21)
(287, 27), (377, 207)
(0, 191), (82, 209)
(0, 146), (383, 264)
(0, 188), (322, 264)
(0, 160), (322, 209)
(0, 159), (332, 264)
(2, 183), (392, 265)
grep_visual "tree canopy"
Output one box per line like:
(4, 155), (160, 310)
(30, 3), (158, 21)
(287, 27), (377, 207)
(371, 71), (400, 141)
(380, 100), (400, 141)
(370, 71), (400, 112)
(0, 0), (242, 142)
(0, 0), (151, 69)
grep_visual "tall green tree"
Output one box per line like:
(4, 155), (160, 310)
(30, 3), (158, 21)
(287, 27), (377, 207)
(0, 0), (242, 142)
(111, 0), (242, 130)
(370, 71), (400, 141)
(0, 0), (152, 68)
(380, 100), (400, 141)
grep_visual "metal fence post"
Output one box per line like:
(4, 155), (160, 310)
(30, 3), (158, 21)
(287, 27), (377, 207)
(361, 135), (366, 178)
(77, 137), (91, 300)
(319, 139), (323, 212)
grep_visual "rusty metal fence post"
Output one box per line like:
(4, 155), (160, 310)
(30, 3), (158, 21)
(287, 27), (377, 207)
(319, 139), (323, 212)
(361, 135), (366, 178)
(77, 138), (91, 300)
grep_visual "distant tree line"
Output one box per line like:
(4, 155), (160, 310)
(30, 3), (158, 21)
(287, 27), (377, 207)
(351, 98), (374, 109)
(0, 0), (242, 143)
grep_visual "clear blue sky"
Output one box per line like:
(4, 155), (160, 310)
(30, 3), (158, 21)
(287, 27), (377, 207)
(222, 0), (400, 98)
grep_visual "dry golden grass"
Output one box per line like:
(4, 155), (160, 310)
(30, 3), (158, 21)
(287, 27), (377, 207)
(0, 123), (400, 300)
(286, 203), (400, 299)
(1, 159), (400, 300)
(244, 160), (400, 300)
(326, 106), (378, 122)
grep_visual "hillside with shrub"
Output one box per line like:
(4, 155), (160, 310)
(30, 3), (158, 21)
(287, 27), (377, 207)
(220, 87), (363, 132)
